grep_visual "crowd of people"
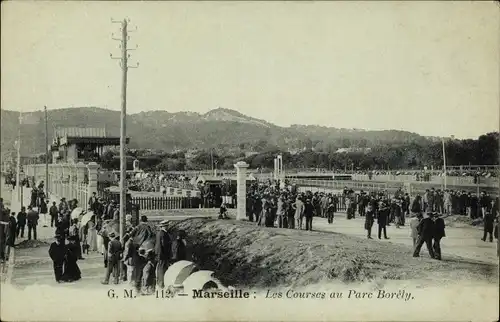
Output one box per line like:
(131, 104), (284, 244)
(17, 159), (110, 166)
(236, 181), (500, 259)
(44, 193), (190, 295)
(1, 173), (499, 287)
(126, 173), (196, 193)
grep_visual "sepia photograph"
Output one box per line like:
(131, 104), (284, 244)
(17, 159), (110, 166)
(0, 1), (499, 321)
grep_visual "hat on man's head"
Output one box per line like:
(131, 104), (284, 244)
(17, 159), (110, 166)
(109, 232), (116, 238)
(159, 220), (169, 226)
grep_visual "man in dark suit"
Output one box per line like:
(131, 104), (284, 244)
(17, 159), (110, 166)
(88, 192), (98, 213)
(413, 212), (435, 258)
(102, 232), (122, 285)
(377, 200), (390, 239)
(48, 233), (67, 282)
(432, 212), (446, 260)
(16, 207), (27, 238)
(155, 220), (172, 289)
(27, 206), (39, 240)
(49, 202), (58, 227)
(304, 198), (315, 231)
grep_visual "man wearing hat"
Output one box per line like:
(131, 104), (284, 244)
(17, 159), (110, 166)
(102, 232), (123, 285)
(304, 198), (315, 231)
(155, 220), (172, 289)
(48, 233), (66, 282)
(377, 200), (390, 240)
(413, 212), (436, 258)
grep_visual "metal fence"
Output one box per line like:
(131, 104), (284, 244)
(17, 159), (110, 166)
(132, 196), (202, 210)
(291, 178), (498, 197)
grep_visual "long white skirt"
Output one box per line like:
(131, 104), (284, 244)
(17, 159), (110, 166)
(97, 234), (104, 254)
(87, 229), (98, 251)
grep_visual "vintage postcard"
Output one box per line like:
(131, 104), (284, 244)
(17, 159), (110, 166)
(1, 1), (499, 321)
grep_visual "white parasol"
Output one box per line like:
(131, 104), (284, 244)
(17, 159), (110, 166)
(80, 211), (95, 227)
(70, 207), (84, 220)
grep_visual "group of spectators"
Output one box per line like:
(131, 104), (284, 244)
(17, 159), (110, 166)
(230, 180), (499, 259)
(100, 217), (188, 296)
(127, 173), (196, 193)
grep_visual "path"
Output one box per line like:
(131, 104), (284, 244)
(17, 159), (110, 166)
(5, 205), (498, 289)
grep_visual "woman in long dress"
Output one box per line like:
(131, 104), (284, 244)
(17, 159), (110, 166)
(96, 217), (104, 255)
(87, 216), (98, 252)
(62, 236), (82, 282)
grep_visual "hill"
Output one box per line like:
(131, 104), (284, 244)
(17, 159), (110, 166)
(1, 107), (432, 154)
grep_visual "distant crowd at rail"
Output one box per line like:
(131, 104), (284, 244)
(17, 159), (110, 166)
(214, 181), (499, 260)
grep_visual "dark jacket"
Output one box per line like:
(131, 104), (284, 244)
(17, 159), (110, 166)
(40, 200), (48, 214)
(417, 217), (435, 239)
(49, 241), (67, 264)
(27, 210), (39, 226)
(49, 205), (58, 217)
(377, 206), (389, 225)
(411, 198), (422, 213)
(155, 229), (172, 261)
(303, 202), (315, 217)
(17, 211), (27, 225)
(433, 217), (446, 239)
(172, 238), (187, 262)
(107, 239), (123, 261)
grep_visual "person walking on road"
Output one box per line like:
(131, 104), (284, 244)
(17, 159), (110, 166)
(413, 212), (436, 258)
(155, 220), (172, 290)
(5, 212), (17, 260)
(482, 208), (495, 243)
(48, 233), (67, 283)
(432, 212), (446, 260)
(102, 232), (123, 285)
(27, 206), (39, 240)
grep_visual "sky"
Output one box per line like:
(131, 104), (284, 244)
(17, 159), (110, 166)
(1, 1), (499, 139)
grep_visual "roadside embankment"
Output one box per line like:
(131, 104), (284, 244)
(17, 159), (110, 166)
(164, 218), (497, 288)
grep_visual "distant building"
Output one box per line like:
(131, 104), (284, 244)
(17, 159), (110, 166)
(245, 151), (259, 158)
(335, 147), (372, 154)
(50, 127), (129, 164)
(287, 148), (303, 155)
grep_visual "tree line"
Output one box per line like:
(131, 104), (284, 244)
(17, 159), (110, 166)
(99, 132), (498, 172)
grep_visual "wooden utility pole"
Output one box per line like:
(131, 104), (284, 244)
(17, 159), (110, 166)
(45, 106), (49, 198)
(16, 112), (22, 205)
(111, 18), (138, 244)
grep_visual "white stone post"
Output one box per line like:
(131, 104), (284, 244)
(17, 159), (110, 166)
(76, 163), (86, 207)
(61, 165), (68, 200)
(87, 162), (99, 203)
(274, 158), (278, 180)
(234, 161), (249, 220)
